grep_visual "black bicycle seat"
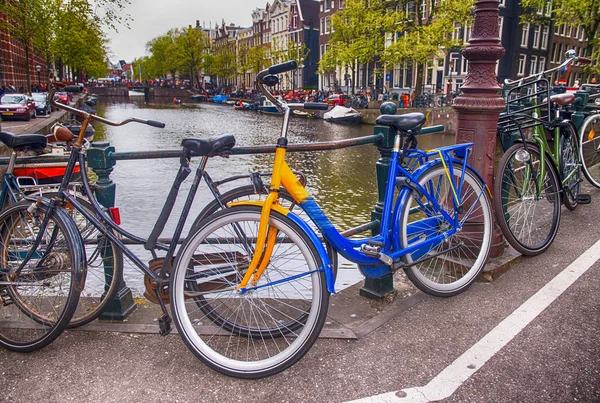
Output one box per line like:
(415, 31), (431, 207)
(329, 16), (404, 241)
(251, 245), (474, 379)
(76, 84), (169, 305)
(181, 134), (236, 157)
(375, 113), (426, 132)
(0, 131), (47, 151)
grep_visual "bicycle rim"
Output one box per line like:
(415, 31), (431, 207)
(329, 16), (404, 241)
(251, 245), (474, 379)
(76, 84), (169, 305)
(579, 113), (600, 188)
(0, 201), (81, 352)
(400, 162), (493, 296)
(171, 206), (328, 378)
(494, 143), (561, 256)
(560, 127), (581, 211)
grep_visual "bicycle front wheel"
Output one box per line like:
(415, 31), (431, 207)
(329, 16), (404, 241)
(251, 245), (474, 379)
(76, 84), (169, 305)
(560, 125), (581, 211)
(494, 143), (561, 256)
(0, 201), (83, 352)
(579, 113), (600, 188)
(399, 162), (493, 296)
(171, 205), (329, 378)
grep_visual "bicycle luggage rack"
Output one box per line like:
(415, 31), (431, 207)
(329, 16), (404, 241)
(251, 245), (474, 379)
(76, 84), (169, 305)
(498, 77), (552, 150)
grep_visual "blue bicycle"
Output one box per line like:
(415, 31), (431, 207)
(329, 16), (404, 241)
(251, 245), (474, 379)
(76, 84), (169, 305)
(169, 61), (494, 378)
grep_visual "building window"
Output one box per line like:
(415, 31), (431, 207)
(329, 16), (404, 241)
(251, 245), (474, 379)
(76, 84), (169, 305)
(453, 23), (461, 40)
(464, 25), (472, 43)
(339, 0), (345, 8)
(530, 55), (538, 75)
(293, 15), (297, 28)
(498, 16), (504, 37)
(566, 25), (572, 37)
(520, 24), (530, 47)
(518, 54), (526, 76)
(551, 42), (557, 63)
(450, 53), (459, 73)
(461, 58), (468, 74)
(320, 18), (324, 35)
(325, 16), (331, 34)
(541, 27), (548, 50)
(325, 0), (331, 11)
(538, 57), (546, 73)
(320, 44), (324, 57)
(533, 25), (540, 48)
(499, 0), (505, 6)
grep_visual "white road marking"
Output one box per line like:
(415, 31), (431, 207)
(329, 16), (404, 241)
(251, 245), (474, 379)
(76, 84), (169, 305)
(348, 239), (600, 403)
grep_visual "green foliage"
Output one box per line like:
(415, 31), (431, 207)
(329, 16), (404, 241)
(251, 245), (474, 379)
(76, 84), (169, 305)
(521, 0), (600, 76)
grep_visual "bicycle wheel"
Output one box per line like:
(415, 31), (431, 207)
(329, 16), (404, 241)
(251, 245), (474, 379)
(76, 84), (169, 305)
(171, 205), (329, 378)
(0, 200), (83, 352)
(579, 113), (600, 188)
(59, 194), (123, 328)
(398, 162), (493, 296)
(193, 185), (338, 278)
(494, 142), (561, 256)
(560, 125), (581, 211)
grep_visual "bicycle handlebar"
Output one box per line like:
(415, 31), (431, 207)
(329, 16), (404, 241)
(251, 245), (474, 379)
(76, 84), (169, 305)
(504, 50), (591, 87)
(48, 87), (166, 129)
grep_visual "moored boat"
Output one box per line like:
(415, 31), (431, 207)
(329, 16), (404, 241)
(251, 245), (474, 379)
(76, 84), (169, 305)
(258, 97), (284, 115)
(190, 94), (207, 102)
(292, 110), (316, 119)
(323, 105), (363, 124)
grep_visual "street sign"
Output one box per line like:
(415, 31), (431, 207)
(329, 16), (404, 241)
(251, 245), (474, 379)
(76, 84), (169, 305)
(386, 74), (391, 81)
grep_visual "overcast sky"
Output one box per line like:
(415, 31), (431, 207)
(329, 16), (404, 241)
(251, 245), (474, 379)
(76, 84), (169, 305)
(104, 0), (270, 62)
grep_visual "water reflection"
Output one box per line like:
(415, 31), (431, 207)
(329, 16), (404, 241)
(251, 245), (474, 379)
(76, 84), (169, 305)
(94, 100), (455, 294)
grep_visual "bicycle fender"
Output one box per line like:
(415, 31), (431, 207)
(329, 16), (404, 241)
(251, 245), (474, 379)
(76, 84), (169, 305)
(227, 200), (335, 294)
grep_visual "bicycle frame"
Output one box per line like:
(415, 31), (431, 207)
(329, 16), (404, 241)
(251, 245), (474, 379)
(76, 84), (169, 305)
(233, 106), (485, 295)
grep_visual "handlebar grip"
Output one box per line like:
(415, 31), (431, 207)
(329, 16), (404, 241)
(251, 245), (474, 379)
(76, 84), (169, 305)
(304, 102), (329, 111)
(268, 61), (298, 75)
(147, 120), (166, 128)
(578, 57), (592, 64)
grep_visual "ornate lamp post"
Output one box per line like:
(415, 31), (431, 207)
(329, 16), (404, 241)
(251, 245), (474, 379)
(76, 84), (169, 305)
(453, 0), (505, 256)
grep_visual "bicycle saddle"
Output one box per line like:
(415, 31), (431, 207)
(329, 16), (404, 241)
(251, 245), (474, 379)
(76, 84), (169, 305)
(181, 134), (236, 157)
(375, 113), (426, 132)
(544, 93), (575, 105)
(0, 131), (47, 151)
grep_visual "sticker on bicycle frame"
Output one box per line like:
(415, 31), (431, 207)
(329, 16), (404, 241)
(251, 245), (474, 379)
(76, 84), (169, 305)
(589, 129), (596, 142)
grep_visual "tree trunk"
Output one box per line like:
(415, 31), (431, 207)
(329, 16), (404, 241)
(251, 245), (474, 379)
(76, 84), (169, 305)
(414, 62), (424, 97)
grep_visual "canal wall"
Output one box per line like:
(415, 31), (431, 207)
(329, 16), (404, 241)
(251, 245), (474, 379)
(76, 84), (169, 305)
(86, 86), (194, 98)
(358, 105), (458, 133)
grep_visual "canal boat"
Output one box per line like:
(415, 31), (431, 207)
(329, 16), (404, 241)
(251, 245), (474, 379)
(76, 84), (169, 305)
(190, 94), (207, 102)
(323, 105), (363, 124)
(258, 97), (284, 115)
(211, 94), (229, 104)
(233, 102), (252, 110)
(13, 125), (84, 185)
(128, 89), (145, 97)
(292, 110), (316, 119)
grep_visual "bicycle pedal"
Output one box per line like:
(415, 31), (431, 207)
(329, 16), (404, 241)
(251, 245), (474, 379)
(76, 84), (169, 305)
(157, 314), (172, 336)
(577, 194), (592, 204)
(360, 243), (393, 266)
(0, 288), (13, 306)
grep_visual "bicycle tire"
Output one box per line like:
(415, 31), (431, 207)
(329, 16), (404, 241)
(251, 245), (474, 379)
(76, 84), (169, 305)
(171, 205), (329, 378)
(399, 162), (493, 296)
(0, 200), (84, 352)
(560, 125), (581, 211)
(578, 113), (600, 188)
(192, 184), (338, 278)
(45, 193), (123, 328)
(494, 142), (561, 256)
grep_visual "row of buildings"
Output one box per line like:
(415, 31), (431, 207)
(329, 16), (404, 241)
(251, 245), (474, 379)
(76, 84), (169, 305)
(0, 0), (594, 94)
(206, 0), (593, 95)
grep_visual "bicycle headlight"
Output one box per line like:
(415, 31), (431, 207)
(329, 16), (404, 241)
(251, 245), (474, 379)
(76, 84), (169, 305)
(515, 148), (530, 162)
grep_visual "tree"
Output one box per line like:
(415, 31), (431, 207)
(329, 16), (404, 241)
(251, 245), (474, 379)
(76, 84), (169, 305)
(174, 26), (210, 86)
(521, 0), (600, 77)
(146, 29), (181, 81)
(321, 0), (474, 95)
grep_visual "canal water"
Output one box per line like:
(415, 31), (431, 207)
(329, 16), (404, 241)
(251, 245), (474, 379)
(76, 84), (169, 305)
(92, 99), (456, 295)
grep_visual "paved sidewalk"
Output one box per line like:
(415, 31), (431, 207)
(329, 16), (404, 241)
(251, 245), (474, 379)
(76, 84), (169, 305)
(1, 185), (599, 402)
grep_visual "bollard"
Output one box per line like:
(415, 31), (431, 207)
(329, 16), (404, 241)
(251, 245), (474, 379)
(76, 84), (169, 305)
(87, 142), (136, 321)
(572, 90), (589, 131)
(360, 102), (397, 299)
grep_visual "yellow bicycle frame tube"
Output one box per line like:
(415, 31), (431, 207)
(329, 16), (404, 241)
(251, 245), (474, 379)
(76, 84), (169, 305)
(236, 146), (310, 290)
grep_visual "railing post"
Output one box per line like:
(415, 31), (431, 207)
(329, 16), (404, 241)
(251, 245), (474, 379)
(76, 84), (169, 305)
(572, 90), (589, 131)
(453, 0), (506, 257)
(360, 102), (397, 299)
(86, 142), (136, 321)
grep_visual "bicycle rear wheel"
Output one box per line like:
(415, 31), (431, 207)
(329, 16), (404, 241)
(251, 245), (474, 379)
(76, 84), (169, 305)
(399, 162), (493, 296)
(579, 113), (600, 188)
(494, 143), (561, 256)
(0, 200), (84, 352)
(171, 205), (329, 378)
(560, 125), (581, 211)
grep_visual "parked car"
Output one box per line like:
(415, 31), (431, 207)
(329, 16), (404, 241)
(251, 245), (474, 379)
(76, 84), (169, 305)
(54, 91), (70, 105)
(32, 92), (52, 115)
(0, 94), (36, 121)
(325, 94), (347, 107)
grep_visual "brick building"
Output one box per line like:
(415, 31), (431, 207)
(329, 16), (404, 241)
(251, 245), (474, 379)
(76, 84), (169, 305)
(0, 11), (49, 92)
